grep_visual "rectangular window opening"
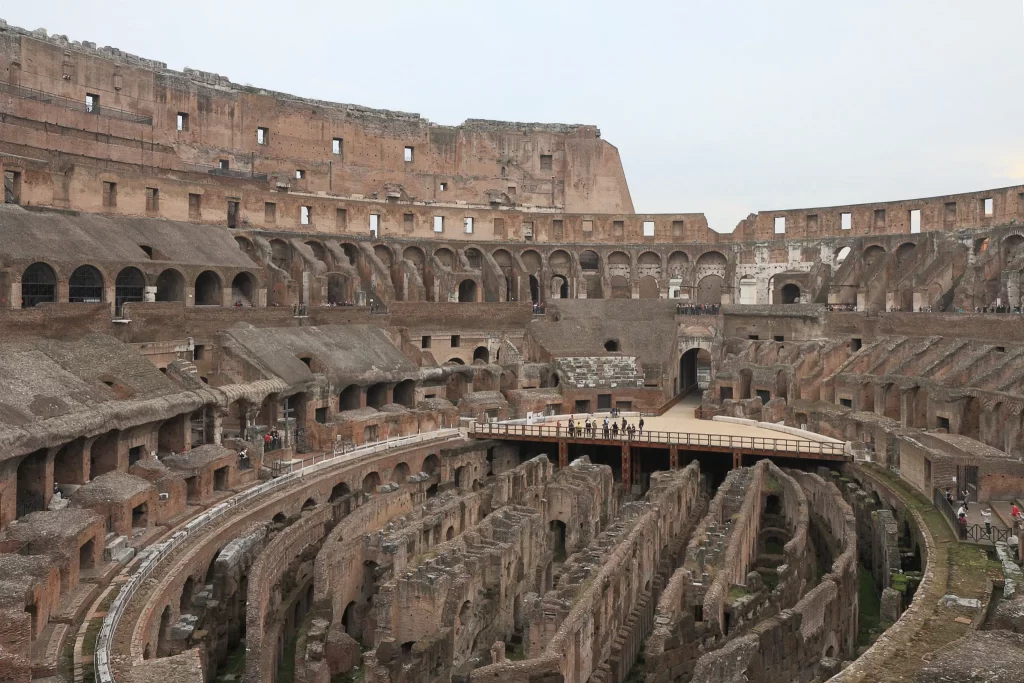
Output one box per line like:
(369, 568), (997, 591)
(421, 335), (431, 349)
(265, 202), (276, 223)
(439, 182), (448, 192)
(336, 208), (348, 229)
(944, 202), (957, 224)
(257, 127), (269, 145)
(643, 220), (655, 237)
(404, 146), (414, 162)
(672, 220), (684, 237)
(540, 154), (553, 171)
(874, 208), (886, 227)
(300, 206), (312, 225)
(552, 219), (563, 239)
(85, 93), (99, 113)
(910, 209), (921, 234)
(839, 398), (853, 408)
(523, 221), (533, 241)
(451, 335), (461, 348)
(464, 217), (474, 234)
(774, 216), (786, 234)
(332, 138), (342, 155)
(841, 212), (852, 230)
(219, 159), (229, 170)
(773, 335), (784, 342)
(102, 181), (117, 208)
(851, 338), (862, 351)
(295, 169), (305, 179)
(176, 112), (189, 131)
(227, 200), (239, 229)
(748, 335), (760, 341)
(433, 216), (444, 233)
(983, 197), (994, 217)
(189, 193), (202, 220)
(404, 213), (414, 231)
(369, 213), (379, 237)
(145, 187), (159, 213)
(938, 416), (950, 431)
(4, 170), (21, 204)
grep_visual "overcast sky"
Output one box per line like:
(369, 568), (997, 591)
(2, 0), (1022, 232)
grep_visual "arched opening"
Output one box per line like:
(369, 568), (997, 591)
(529, 274), (540, 304)
(362, 471), (381, 494)
(68, 265), (104, 303)
(549, 520), (567, 561)
(114, 267), (145, 313)
(330, 482), (351, 502)
(270, 240), (291, 269)
(780, 283), (801, 304)
(393, 379), (416, 407)
(342, 601), (359, 638)
(445, 358), (465, 365)
(860, 383), (875, 412)
(883, 384), (901, 421)
(194, 270), (222, 306)
(465, 248), (483, 270)
(16, 449), (48, 517)
(895, 242), (916, 264)
(776, 370), (788, 400)
(579, 250), (599, 271)
(157, 606), (173, 657)
(373, 244), (393, 267)
(638, 275), (659, 299)
(306, 240), (329, 265)
(455, 465), (469, 490)
(764, 494), (782, 515)
(458, 279), (478, 302)
(20, 262), (56, 308)
(604, 339), (620, 352)
(551, 275), (569, 299)
(696, 251), (727, 267)
(339, 385), (361, 411)
(231, 272), (256, 306)
(962, 396), (980, 440)
(180, 576), (195, 612)
(301, 497), (317, 511)
(835, 246), (851, 263)
(366, 383), (388, 409)
(434, 248), (455, 269)
(696, 275), (724, 305)
(155, 269), (185, 302)
(391, 462), (410, 484)
(679, 348), (700, 397)
(610, 275), (630, 299)
(863, 245), (886, 266)
(473, 346), (489, 364)
(738, 369), (753, 400)
(273, 512), (287, 524)
(422, 454), (439, 476)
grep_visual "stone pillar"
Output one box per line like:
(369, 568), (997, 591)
(557, 440), (568, 469)
(732, 451), (742, 469)
(670, 445), (679, 470)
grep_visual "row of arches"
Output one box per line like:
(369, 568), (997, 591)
(16, 263), (258, 309)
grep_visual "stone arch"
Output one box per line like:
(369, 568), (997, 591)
(194, 271), (223, 306)
(883, 384), (901, 421)
(638, 275), (659, 299)
(549, 249), (571, 273)
(68, 265), (104, 303)
(667, 251), (689, 278)
(610, 275), (630, 299)
(780, 283), (801, 304)
(738, 369), (753, 400)
(550, 275), (569, 299)
(366, 383), (388, 409)
(637, 251), (662, 278)
(835, 246), (852, 263)
(114, 267), (145, 312)
(421, 454), (439, 476)
(339, 243), (359, 268)
(155, 268), (186, 302)
(403, 246), (426, 273)
(579, 250), (600, 271)
(393, 379), (416, 407)
(231, 272), (257, 306)
(776, 370), (788, 400)
(696, 251), (727, 267)
(863, 245), (886, 266)
(305, 240), (330, 265)
(339, 385), (361, 411)
(20, 262), (57, 308)
(520, 249), (542, 274)
(605, 339), (620, 352)
(446, 526), (455, 541)
(458, 279), (478, 302)
(373, 244), (393, 267)
(434, 248), (456, 269)
(301, 497), (317, 511)
(529, 274), (540, 304)
(860, 382), (875, 412)
(362, 471), (381, 494)
(391, 462), (410, 484)
(464, 247), (483, 270)
(696, 275), (725, 304)
(679, 348), (700, 396)
(330, 481), (351, 502)
(473, 346), (489, 364)
(1002, 234), (1024, 265)
(269, 239), (291, 269)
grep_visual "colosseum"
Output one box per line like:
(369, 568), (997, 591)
(0, 17), (1021, 683)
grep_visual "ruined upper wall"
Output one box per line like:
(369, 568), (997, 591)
(0, 20), (633, 214)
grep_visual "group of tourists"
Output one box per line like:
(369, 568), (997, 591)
(559, 415), (646, 440)
(826, 304), (857, 312)
(263, 428), (282, 452)
(676, 303), (720, 315)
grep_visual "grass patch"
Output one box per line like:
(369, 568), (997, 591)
(728, 585), (749, 600)
(215, 639), (248, 681)
(857, 566), (881, 648)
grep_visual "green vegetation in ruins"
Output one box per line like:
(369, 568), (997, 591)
(764, 474), (783, 494)
(856, 566), (882, 648)
(215, 638), (248, 681)
(728, 585), (750, 600)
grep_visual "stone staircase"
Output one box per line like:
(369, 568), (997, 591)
(555, 356), (644, 389)
(104, 531), (135, 564)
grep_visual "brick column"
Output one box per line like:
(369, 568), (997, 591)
(621, 443), (632, 492)
(669, 445), (679, 470)
(558, 440), (568, 469)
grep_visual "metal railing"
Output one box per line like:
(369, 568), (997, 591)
(467, 422), (847, 456)
(933, 488), (1015, 544)
(94, 428), (460, 683)
(0, 82), (153, 124)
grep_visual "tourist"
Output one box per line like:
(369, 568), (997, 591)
(961, 489), (970, 512)
(568, 418), (576, 437)
(238, 447), (249, 468)
(603, 418), (610, 438)
(944, 488), (954, 506)
(958, 512), (968, 540)
(621, 416), (627, 432)
(638, 418), (645, 434)
(981, 508), (992, 537)
(1012, 502), (1021, 527)
(556, 420), (562, 436)
(264, 432), (272, 450)
(612, 423), (619, 438)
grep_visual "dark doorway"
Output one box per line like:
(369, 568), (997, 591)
(679, 348), (699, 396)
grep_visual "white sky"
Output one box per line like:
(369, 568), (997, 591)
(2, 0), (1022, 232)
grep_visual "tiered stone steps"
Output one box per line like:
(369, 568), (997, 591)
(555, 356), (644, 389)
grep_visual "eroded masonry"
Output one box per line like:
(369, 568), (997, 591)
(0, 19), (1023, 683)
